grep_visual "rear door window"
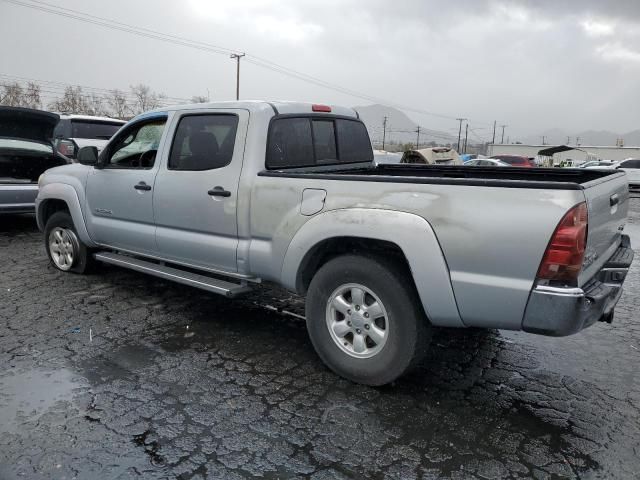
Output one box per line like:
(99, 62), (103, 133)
(168, 114), (239, 171)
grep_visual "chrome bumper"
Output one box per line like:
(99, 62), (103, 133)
(522, 235), (634, 336)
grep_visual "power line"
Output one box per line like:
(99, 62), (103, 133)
(2, 0), (470, 122)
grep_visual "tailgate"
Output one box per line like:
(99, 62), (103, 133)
(579, 172), (629, 286)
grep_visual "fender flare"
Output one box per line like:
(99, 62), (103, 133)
(281, 208), (464, 328)
(36, 183), (97, 247)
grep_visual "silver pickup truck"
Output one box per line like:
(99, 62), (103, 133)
(36, 101), (634, 385)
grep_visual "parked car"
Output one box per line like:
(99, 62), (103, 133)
(400, 147), (462, 165)
(464, 158), (511, 167)
(52, 114), (126, 160)
(36, 101), (634, 385)
(616, 158), (640, 187)
(373, 149), (402, 165)
(0, 107), (70, 214)
(490, 155), (536, 167)
(578, 160), (616, 170)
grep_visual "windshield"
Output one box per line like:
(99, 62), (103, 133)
(71, 120), (123, 140)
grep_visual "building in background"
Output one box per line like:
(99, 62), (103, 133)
(487, 144), (640, 166)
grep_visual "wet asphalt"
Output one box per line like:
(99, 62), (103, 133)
(1, 198), (639, 480)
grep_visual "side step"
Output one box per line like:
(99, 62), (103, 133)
(93, 252), (253, 298)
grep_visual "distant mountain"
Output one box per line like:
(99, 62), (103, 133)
(353, 104), (456, 147)
(623, 129), (640, 146)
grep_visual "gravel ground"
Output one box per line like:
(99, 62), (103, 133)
(1, 198), (639, 479)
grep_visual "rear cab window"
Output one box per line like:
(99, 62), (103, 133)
(620, 159), (640, 169)
(266, 116), (373, 169)
(71, 121), (123, 139)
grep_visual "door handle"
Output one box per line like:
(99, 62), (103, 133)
(134, 182), (152, 191)
(208, 187), (231, 197)
(610, 194), (620, 207)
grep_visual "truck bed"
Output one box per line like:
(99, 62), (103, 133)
(260, 164), (622, 190)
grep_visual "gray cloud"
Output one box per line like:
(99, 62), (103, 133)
(0, 0), (638, 140)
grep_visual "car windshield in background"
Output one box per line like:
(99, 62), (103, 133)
(71, 121), (122, 140)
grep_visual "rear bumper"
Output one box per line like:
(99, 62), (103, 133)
(522, 234), (634, 336)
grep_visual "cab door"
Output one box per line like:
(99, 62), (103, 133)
(153, 109), (248, 272)
(84, 114), (169, 255)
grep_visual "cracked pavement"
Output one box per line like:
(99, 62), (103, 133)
(1, 198), (639, 479)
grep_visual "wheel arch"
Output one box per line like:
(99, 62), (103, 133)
(281, 208), (464, 328)
(36, 183), (96, 247)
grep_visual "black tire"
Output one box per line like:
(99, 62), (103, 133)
(44, 211), (94, 274)
(305, 254), (432, 386)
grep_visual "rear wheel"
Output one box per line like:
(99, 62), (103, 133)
(305, 254), (431, 386)
(44, 211), (94, 274)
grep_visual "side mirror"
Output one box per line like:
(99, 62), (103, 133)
(77, 146), (99, 166)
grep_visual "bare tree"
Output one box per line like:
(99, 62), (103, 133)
(22, 82), (42, 109)
(107, 89), (130, 119)
(130, 84), (166, 114)
(191, 95), (208, 103)
(86, 93), (110, 117)
(49, 86), (90, 114)
(0, 82), (24, 107)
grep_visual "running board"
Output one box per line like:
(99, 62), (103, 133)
(93, 252), (253, 298)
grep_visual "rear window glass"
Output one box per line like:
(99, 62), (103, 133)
(267, 118), (314, 168)
(335, 119), (373, 163)
(312, 120), (337, 163)
(266, 117), (372, 169)
(621, 159), (640, 168)
(71, 121), (122, 140)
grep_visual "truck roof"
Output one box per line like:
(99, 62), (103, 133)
(136, 100), (359, 120)
(56, 114), (127, 124)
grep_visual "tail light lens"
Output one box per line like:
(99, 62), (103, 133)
(57, 139), (76, 158)
(537, 202), (588, 283)
(312, 104), (331, 112)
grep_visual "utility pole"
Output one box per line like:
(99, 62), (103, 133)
(456, 118), (466, 152)
(382, 116), (388, 150)
(576, 136), (581, 146)
(541, 135), (546, 145)
(415, 126), (421, 149)
(566, 136), (571, 145)
(500, 124), (507, 144)
(492, 120), (496, 145)
(463, 123), (469, 154)
(230, 52), (245, 100)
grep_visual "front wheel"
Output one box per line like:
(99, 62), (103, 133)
(44, 211), (94, 274)
(305, 254), (432, 386)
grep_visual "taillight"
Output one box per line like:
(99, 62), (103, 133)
(57, 139), (76, 158)
(312, 104), (331, 112)
(537, 202), (588, 283)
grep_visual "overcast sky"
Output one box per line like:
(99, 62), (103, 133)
(1, 0), (639, 140)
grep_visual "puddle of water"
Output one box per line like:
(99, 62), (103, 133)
(0, 369), (87, 433)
